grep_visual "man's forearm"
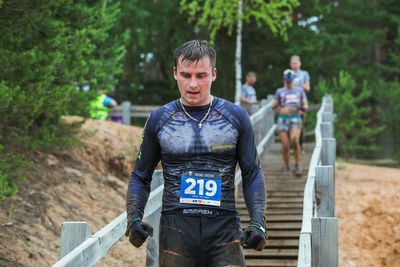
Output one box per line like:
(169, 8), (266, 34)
(126, 173), (151, 221)
(242, 172), (266, 227)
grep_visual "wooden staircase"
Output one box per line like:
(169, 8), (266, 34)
(237, 143), (312, 267)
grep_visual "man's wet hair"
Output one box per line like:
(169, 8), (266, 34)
(174, 40), (216, 69)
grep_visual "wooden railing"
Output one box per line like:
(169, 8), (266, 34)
(297, 95), (338, 267)
(53, 96), (277, 267)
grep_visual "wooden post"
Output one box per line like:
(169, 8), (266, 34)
(315, 166), (335, 217)
(145, 206), (161, 267)
(321, 138), (336, 179)
(321, 122), (333, 139)
(59, 222), (91, 259)
(312, 217), (338, 267)
(145, 171), (163, 267)
(122, 101), (131, 125)
(322, 112), (333, 123)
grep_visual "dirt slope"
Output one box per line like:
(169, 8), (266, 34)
(0, 117), (146, 266)
(336, 162), (400, 267)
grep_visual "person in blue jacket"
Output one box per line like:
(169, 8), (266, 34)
(125, 40), (267, 266)
(290, 55), (310, 153)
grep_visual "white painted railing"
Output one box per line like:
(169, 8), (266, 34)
(297, 95), (338, 267)
(53, 96), (276, 267)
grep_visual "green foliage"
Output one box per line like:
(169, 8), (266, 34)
(316, 71), (384, 158)
(0, 0), (125, 136)
(0, 137), (32, 202)
(0, 0), (126, 199)
(113, 0), (200, 104)
(180, 0), (299, 43)
(377, 80), (400, 158)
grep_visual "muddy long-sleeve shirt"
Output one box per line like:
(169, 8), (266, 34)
(126, 97), (265, 227)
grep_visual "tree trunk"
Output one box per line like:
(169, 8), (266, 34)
(234, 0), (243, 105)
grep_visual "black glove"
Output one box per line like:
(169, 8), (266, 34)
(240, 224), (268, 251)
(125, 219), (153, 248)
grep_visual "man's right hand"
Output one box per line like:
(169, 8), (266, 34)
(125, 220), (153, 248)
(240, 224), (268, 251)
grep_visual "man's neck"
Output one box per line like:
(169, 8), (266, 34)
(180, 95), (213, 107)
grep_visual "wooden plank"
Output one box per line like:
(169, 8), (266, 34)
(297, 232), (311, 267)
(130, 112), (152, 118)
(240, 229), (300, 239)
(264, 222), (302, 230)
(322, 112), (334, 123)
(263, 239), (299, 248)
(321, 138), (336, 182)
(53, 212), (127, 267)
(122, 101), (131, 125)
(312, 217), (338, 267)
(300, 177), (315, 233)
(245, 259), (297, 267)
(266, 197), (304, 203)
(53, 183), (164, 267)
(238, 209), (303, 216)
(266, 203), (304, 209)
(321, 122), (333, 139)
(237, 203), (303, 210)
(145, 206), (161, 267)
(130, 105), (159, 112)
(315, 166), (335, 217)
(59, 222), (91, 259)
(267, 192), (305, 197)
(244, 248), (298, 258)
(241, 215), (302, 222)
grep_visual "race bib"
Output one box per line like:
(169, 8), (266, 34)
(180, 171), (222, 206)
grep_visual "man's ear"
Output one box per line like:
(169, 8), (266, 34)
(212, 68), (217, 82)
(173, 66), (177, 80)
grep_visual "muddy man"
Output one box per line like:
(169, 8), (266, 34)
(126, 40), (267, 267)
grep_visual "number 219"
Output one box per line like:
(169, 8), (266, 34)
(184, 178), (217, 197)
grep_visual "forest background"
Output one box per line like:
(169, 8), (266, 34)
(1, 0), (400, 200)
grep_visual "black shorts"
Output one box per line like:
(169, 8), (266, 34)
(159, 209), (245, 267)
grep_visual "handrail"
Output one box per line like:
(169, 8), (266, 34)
(53, 96), (277, 267)
(300, 99), (325, 234)
(298, 95), (337, 267)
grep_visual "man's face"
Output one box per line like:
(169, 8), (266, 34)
(174, 56), (216, 106)
(246, 74), (256, 86)
(290, 59), (301, 71)
(284, 80), (293, 88)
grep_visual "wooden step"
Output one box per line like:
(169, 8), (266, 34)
(243, 248), (298, 259)
(240, 214), (302, 223)
(238, 222), (301, 230)
(237, 208), (302, 215)
(245, 259), (297, 267)
(237, 203), (303, 209)
(236, 197), (303, 203)
(266, 203), (303, 209)
(267, 192), (304, 197)
(266, 197), (303, 203)
(262, 239), (299, 249)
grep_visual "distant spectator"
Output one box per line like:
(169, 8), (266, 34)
(89, 89), (117, 121)
(290, 55), (310, 93)
(240, 71), (258, 115)
(290, 55), (310, 152)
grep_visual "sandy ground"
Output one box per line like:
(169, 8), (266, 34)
(0, 117), (146, 266)
(336, 162), (400, 267)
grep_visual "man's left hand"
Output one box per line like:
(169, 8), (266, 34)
(240, 224), (268, 251)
